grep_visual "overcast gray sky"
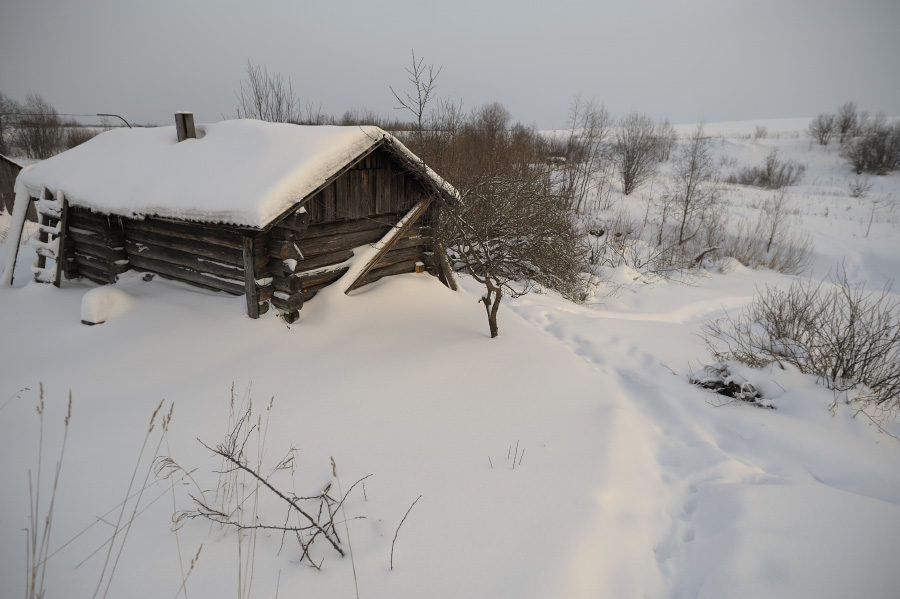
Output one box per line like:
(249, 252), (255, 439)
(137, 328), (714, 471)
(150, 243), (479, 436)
(2, 0), (898, 129)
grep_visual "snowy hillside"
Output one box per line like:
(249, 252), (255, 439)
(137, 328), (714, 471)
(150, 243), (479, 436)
(1, 120), (899, 599)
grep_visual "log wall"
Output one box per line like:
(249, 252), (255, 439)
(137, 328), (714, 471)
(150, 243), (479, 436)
(65, 207), (128, 285)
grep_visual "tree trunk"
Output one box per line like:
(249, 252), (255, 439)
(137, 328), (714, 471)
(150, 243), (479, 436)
(481, 283), (502, 338)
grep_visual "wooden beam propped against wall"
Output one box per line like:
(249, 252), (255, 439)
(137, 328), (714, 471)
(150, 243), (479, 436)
(343, 198), (432, 294)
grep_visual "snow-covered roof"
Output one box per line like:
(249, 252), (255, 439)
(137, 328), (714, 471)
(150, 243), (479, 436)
(14, 120), (453, 228)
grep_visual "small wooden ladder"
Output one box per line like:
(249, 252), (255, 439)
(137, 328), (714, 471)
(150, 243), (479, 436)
(29, 189), (72, 287)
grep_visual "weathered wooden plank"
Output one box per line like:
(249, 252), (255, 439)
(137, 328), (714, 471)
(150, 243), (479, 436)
(73, 251), (129, 274)
(258, 300), (270, 317)
(67, 213), (121, 235)
(290, 249), (355, 273)
(70, 240), (127, 262)
(125, 218), (243, 249)
(376, 245), (422, 269)
(125, 228), (245, 266)
(271, 291), (304, 312)
(345, 199), (431, 294)
(124, 240), (243, 280)
(302, 214), (396, 240)
(376, 166), (392, 214)
(68, 228), (125, 249)
(356, 258), (420, 288)
(129, 254), (245, 295)
(75, 263), (112, 286)
(53, 200), (68, 287)
(297, 266), (349, 291)
(335, 174), (351, 221)
(242, 236), (260, 319)
(295, 226), (391, 259)
(267, 226), (301, 241)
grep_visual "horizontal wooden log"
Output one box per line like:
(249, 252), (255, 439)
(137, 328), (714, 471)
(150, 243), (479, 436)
(125, 239), (243, 281)
(258, 285), (274, 302)
(295, 226), (391, 259)
(125, 228), (267, 270)
(126, 217), (243, 249)
(70, 240), (127, 262)
(301, 289), (319, 303)
(297, 266), (349, 291)
(267, 226), (301, 241)
(301, 214), (396, 239)
(374, 245), (422, 269)
(69, 207), (114, 222)
(271, 292), (304, 312)
(258, 300), (270, 316)
(73, 252), (130, 274)
(68, 228), (125, 249)
(75, 262), (116, 285)
(277, 210), (310, 232)
(281, 309), (300, 324)
(266, 239), (303, 260)
(68, 213), (124, 235)
(129, 254), (245, 295)
(268, 249), (355, 276)
(272, 274), (303, 294)
(356, 258), (419, 288)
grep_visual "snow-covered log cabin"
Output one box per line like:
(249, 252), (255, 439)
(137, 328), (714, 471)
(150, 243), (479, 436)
(5, 114), (457, 322)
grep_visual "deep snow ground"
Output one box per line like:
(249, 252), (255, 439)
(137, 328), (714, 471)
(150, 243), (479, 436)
(1, 120), (899, 598)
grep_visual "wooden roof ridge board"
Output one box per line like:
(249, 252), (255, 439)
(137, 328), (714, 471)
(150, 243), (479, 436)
(343, 198), (432, 294)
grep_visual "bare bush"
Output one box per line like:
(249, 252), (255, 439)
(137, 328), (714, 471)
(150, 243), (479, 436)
(64, 126), (99, 150)
(654, 119), (677, 162)
(704, 269), (900, 409)
(841, 112), (900, 175)
(235, 60), (301, 123)
(837, 101), (858, 144)
(721, 210), (812, 275)
(725, 149), (806, 189)
(15, 93), (63, 159)
(613, 112), (658, 195)
(809, 113), (837, 146)
(0, 91), (20, 156)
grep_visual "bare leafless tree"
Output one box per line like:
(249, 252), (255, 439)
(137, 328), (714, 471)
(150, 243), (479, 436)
(0, 91), (21, 156)
(809, 113), (837, 145)
(667, 124), (722, 246)
(654, 118), (677, 162)
(235, 60), (301, 123)
(558, 96), (614, 212)
(836, 101), (858, 144)
(391, 50), (441, 151)
(15, 93), (63, 159)
(613, 112), (658, 195)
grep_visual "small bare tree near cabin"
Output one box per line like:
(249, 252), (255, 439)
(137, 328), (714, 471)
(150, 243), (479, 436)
(436, 119), (584, 338)
(392, 54), (585, 338)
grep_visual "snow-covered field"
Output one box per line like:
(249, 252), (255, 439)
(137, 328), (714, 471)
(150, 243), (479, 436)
(1, 119), (899, 598)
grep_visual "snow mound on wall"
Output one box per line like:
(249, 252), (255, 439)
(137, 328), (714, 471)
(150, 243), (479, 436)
(80, 286), (137, 324)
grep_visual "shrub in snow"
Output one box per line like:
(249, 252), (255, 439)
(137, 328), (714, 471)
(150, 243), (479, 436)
(725, 150), (806, 189)
(704, 269), (900, 410)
